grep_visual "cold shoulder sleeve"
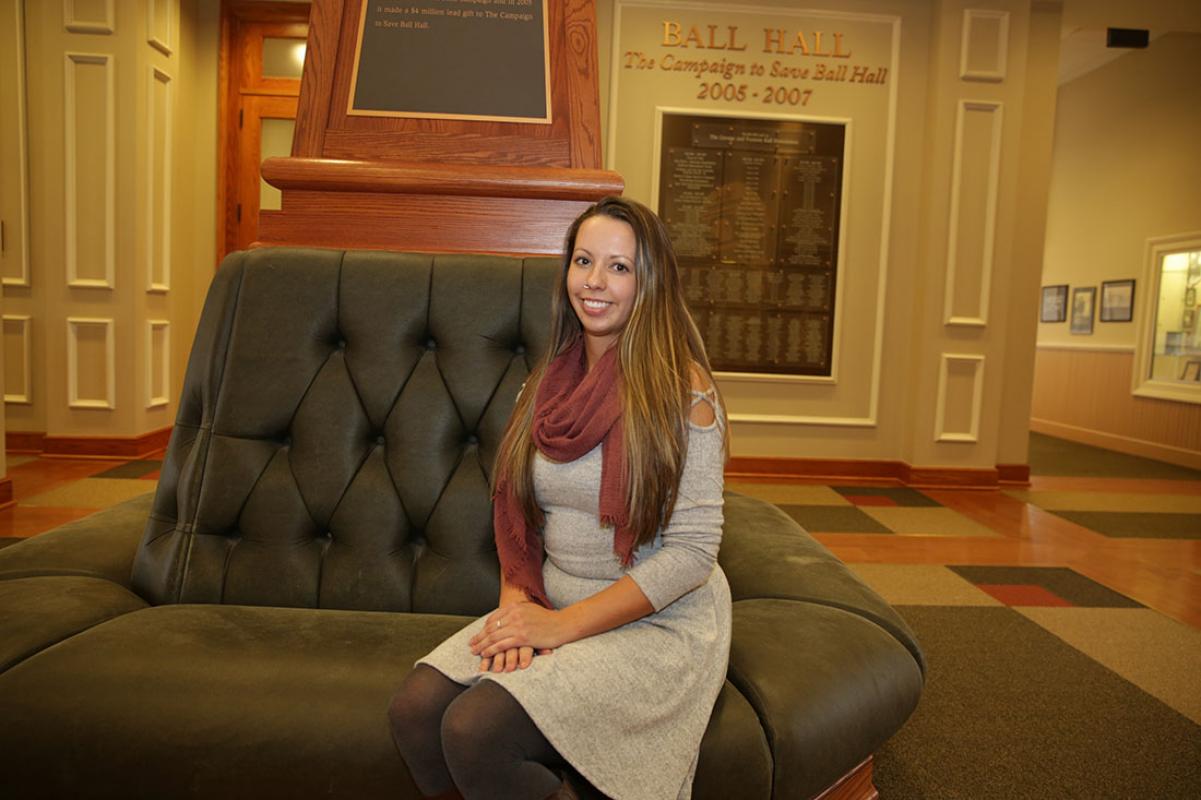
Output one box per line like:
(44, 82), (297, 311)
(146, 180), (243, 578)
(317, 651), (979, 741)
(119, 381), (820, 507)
(625, 394), (725, 612)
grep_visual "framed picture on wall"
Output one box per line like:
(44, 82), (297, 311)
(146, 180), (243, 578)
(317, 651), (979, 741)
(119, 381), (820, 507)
(1185, 308), (1197, 331)
(1100, 279), (1135, 322)
(1186, 287), (1197, 307)
(1040, 284), (1068, 322)
(1070, 286), (1096, 335)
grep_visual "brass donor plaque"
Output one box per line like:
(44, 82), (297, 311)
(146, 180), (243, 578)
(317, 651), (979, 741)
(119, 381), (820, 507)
(348, 0), (552, 124)
(659, 114), (844, 376)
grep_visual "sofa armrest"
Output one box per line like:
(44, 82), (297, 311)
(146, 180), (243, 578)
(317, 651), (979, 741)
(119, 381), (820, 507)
(0, 493), (153, 589)
(719, 491), (925, 673)
(727, 599), (924, 800)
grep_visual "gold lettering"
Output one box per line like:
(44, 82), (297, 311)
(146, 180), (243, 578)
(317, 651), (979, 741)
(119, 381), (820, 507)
(813, 31), (829, 56)
(706, 24), (725, 50)
(728, 26), (747, 51)
(662, 20), (682, 47)
(833, 32), (852, 58)
(682, 25), (705, 48)
(763, 28), (786, 53)
(791, 30), (810, 55)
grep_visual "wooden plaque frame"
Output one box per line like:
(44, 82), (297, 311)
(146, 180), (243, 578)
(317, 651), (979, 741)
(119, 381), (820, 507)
(258, 0), (622, 255)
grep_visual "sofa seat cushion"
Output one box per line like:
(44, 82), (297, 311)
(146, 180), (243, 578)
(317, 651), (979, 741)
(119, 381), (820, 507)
(0, 576), (148, 673)
(694, 682), (773, 800)
(0, 604), (469, 798)
(0, 600), (781, 800)
(728, 599), (925, 800)
(721, 492), (925, 671)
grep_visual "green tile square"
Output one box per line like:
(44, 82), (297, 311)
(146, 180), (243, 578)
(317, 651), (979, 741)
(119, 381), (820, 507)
(833, 486), (940, 507)
(776, 504), (893, 533)
(1050, 511), (1201, 540)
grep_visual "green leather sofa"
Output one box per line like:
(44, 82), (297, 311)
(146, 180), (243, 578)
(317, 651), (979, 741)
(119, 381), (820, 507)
(0, 248), (924, 799)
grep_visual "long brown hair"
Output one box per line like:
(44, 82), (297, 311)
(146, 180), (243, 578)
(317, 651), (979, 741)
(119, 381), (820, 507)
(493, 196), (727, 548)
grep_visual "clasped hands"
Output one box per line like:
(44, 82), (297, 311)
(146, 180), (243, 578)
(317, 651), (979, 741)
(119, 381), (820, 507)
(470, 600), (570, 673)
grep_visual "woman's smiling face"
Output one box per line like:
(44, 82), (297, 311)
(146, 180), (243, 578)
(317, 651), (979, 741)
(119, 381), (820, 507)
(567, 214), (638, 361)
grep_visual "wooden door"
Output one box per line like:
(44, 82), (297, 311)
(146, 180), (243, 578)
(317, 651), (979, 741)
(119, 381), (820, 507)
(218, 1), (310, 258)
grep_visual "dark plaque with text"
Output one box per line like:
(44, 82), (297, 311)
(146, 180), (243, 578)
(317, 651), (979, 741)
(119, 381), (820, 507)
(348, 0), (551, 123)
(658, 114), (845, 376)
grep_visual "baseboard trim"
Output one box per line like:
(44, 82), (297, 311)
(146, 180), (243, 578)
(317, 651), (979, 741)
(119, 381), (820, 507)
(726, 456), (1012, 489)
(7, 427), (173, 460)
(997, 463), (1032, 486)
(727, 456), (906, 483)
(1030, 418), (1201, 470)
(6, 432), (45, 454)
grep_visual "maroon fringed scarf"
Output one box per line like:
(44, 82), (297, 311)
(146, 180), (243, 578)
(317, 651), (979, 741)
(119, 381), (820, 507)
(493, 339), (634, 609)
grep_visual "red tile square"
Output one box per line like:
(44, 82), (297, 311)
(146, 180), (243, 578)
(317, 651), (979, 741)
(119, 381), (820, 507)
(139, 470), (161, 480)
(976, 584), (1073, 607)
(844, 495), (899, 507)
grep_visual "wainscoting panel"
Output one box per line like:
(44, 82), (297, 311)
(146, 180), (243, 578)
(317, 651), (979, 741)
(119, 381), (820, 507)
(2, 315), (32, 404)
(147, 66), (172, 292)
(943, 100), (1002, 326)
(64, 0), (114, 35)
(935, 353), (985, 442)
(1031, 347), (1201, 468)
(65, 52), (115, 288)
(960, 9), (1009, 82)
(147, 320), (169, 408)
(66, 317), (115, 409)
(148, 0), (174, 55)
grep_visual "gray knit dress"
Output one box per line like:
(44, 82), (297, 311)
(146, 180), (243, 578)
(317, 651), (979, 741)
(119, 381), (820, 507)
(418, 395), (731, 800)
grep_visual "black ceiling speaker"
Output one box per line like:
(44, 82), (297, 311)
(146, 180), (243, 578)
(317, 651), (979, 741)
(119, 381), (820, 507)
(1106, 28), (1150, 48)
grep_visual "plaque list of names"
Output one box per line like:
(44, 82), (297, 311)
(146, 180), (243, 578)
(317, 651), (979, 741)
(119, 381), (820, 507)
(659, 115), (844, 376)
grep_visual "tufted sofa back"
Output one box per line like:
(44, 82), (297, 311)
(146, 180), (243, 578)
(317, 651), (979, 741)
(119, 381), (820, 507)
(132, 248), (559, 615)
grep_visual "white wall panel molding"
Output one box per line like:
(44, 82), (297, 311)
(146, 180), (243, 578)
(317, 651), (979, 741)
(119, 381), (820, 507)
(64, 52), (115, 289)
(147, 66), (172, 292)
(147, 0), (174, 56)
(1037, 343), (1136, 354)
(960, 9), (1009, 82)
(66, 317), (115, 409)
(726, 412), (876, 428)
(1, 0), (31, 287)
(934, 353), (985, 442)
(64, 0), (114, 35)
(943, 99), (1002, 327)
(146, 319), (169, 408)
(2, 315), (32, 404)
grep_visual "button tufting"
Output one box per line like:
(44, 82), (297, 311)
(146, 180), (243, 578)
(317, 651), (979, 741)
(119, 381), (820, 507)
(337, 339), (347, 349)
(466, 434), (479, 445)
(282, 436), (292, 446)
(426, 338), (437, 351)
(514, 344), (526, 354)
(376, 435), (385, 445)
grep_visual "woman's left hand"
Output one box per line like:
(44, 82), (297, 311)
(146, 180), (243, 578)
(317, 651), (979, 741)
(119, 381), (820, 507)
(470, 601), (573, 658)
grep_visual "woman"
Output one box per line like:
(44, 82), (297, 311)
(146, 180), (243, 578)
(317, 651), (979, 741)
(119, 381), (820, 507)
(387, 196), (730, 800)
